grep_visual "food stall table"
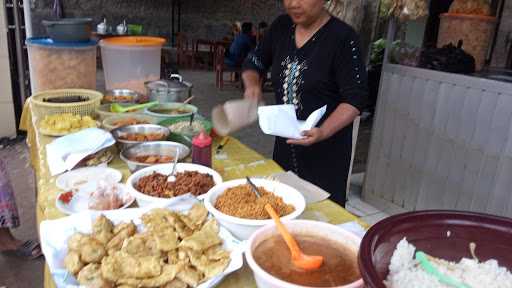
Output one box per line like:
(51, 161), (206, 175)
(20, 102), (363, 288)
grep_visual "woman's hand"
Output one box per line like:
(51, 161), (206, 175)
(286, 128), (326, 146)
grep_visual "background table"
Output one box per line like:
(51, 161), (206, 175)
(20, 101), (363, 288)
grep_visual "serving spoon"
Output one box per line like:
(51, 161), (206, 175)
(167, 147), (181, 182)
(110, 101), (158, 113)
(245, 177), (324, 271)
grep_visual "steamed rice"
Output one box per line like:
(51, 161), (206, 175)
(385, 238), (512, 288)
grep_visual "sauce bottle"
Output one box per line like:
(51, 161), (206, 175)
(192, 131), (212, 167)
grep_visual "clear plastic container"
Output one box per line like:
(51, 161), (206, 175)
(100, 36), (166, 94)
(27, 37), (97, 93)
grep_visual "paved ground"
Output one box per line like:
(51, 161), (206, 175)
(0, 69), (374, 287)
(0, 141), (44, 288)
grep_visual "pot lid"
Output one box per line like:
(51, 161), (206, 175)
(146, 75), (191, 91)
(26, 37), (98, 48)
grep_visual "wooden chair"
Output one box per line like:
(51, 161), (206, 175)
(214, 45), (242, 90)
(194, 39), (215, 70)
(176, 33), (195, 69)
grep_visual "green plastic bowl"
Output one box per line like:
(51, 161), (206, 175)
(159, 117), (212, 147)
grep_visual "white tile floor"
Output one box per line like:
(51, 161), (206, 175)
(347, 172), (391, 226)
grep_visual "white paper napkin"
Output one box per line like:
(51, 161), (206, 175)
(271, 171), (330, 203)
(258, 104), (327, 139)
(46, 128), (115, 176)
(337, 221), (367, 238)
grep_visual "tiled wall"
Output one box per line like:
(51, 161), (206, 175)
(0, 0), (17, 138)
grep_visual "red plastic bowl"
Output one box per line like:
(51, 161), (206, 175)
(358, 210), (512, 288)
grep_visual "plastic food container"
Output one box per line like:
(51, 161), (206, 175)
(203, 178), (306, 240)
(358, 210), (512, 288)
(246, 220), (364, 288)
(100, 36), (166, 94)
(27, 38), (97, 93)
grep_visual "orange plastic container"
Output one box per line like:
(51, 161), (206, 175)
(100, 36), (166, 94)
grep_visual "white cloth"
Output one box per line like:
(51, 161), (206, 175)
(258, 104), (327, 139)
(46, 128), (115, 176)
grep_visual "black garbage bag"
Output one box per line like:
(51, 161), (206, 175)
(418, 40), (475, 74)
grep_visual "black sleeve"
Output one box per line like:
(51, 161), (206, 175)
(333, 28), (368, 113)
(242, 16), (282, 75)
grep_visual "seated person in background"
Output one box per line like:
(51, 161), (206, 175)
(225, 22), (256, 67)
(256, 21), (269, 43)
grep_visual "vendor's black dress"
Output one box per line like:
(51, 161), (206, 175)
(243, 15), (368, 206)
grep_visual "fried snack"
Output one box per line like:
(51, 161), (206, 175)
(112, 117), (150, 128)
(139, 264), (182, 287)
(164, 279), (188, 288)
(176, 266), (203, 287)
(107, 222), (137, 252)
(80, 238), (106, 264)
(77, 263), (113, 288)
(118, 132), (165, 142)
(179, 204), (208, 231)
(214, 184), (295, 219)
(39, 113), (96, 135)
(121, 234), (158, 257)
(179, 219), (221, 251)
(153, 229), (179, 252)
(64, 205), (230, 288)
(92, 215), (114, 245)
(204, 245), (230, 261)
(68, 232), (88, 252)
(64, 251), (84, 275)
(129, 154), (174, 164)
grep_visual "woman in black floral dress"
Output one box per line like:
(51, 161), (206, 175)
(242, 0), (368, 206)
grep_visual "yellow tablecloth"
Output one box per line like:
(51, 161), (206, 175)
(20, 101), (363, 288)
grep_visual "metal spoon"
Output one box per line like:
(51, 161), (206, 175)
(245, 177), (324, 271)
(167, 147), (181, 182)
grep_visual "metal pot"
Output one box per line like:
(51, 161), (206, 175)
(145, 74), (192, 103)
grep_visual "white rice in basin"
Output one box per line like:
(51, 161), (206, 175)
(385, 238), (512, 288)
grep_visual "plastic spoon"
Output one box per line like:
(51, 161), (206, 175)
(245, 177), (324, 271)
(167, 147), (181, 182)
(416, 251), (472, 288)
(110, 101), (158, 113)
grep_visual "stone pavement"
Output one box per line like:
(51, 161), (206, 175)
(0, 69), (376, 287)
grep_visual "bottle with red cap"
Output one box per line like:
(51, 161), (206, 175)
(192, 131), (212, 167)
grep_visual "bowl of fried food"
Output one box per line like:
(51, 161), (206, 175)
(204, 178), (306, 240)
(95, 103), (146, 121)
(120, 141), (190, 173)
(126, 163), (223, 207)
(39, 203), (244, 288)
(102, 114), (156, 131)
(101, 89), (141, 104)
(38, 113), (97, 136)
(111, 124), (170, 150)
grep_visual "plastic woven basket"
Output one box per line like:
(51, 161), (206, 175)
(30, 89), (103, 120)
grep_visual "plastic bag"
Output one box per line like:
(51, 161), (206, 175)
(88, 179), (125, 211)
(418, 41), (476, 74)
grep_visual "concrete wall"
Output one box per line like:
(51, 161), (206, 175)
(0, 0), (18, 138)
(29, 0), (378, 59)
(30, 0), (284, 41)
